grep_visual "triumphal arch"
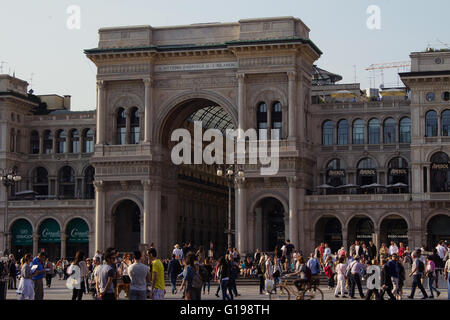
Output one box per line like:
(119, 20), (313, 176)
(85, 17), (321, 257)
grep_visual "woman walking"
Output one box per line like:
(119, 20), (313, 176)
(426, 255), (441, 298)
(17, 254), (34, 300)
(334, 256), (348, 298)
(257, 255), (266, 294)
(180, 252), (202, 300)
(202, 257), (213, 295)
(67, 251), (87, 300)
(324, 255), (335, 289)
(44, 258), (54, 288)
(217, 256), (233, 300)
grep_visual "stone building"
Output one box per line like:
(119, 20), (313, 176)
(1, 17), (449, 260)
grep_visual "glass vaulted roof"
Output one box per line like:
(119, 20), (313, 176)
(187, 105), (234, 134)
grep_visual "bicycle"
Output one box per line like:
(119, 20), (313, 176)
(269, 275), (324, 300)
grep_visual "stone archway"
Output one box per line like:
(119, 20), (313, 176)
(379, 215), (409, 247)
(113, 199), (141, 253)
(426, 214), (450, 249)
(315, 216), (343, 253)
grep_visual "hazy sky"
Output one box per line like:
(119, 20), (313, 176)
(1, 0), (449, 111)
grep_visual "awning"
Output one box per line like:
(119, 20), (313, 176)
(39, 219), (61, 243)
(67, 218), (89, 243)
(12, 219), (33, 246)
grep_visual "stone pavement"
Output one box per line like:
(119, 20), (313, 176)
(6, 278), (449, 300)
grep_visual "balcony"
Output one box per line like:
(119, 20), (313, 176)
(4, 199), (94, 208)
(306, 193), (411, 203)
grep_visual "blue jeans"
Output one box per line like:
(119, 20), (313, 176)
(428, 275), (440, 297)
(202, 279), (210, 294)
(410, 274), (428, 298)
(447, 277), (450, 300)
(170, 276), (177, 294)
(221, 279), (233, 300)
(129, 290), (147, 300)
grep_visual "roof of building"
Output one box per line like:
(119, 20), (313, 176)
(188, 105), (234, 134)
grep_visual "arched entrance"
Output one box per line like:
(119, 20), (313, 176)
(113, 200), (141, 253)
(315, 216), (342, 253)
(427, 215), (450, 249)
(380, 215), (408, 246)
(254, 197), (285, 252)
(38, 218), (61, 260)
(66, 218), (90, 259)
(10, 219), (33, 258)
(347, 216), (375, 246)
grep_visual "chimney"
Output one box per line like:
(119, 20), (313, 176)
(63, 95), (71, 110)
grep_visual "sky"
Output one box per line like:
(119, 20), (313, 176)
(1, 0), (449, 111)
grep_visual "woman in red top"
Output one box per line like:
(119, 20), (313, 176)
(398, 242), (405, 258)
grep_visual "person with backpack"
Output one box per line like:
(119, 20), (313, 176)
(408, 249), (429, 299)
(347, 256), (366, 299)
(180, 252), (202, 300)
(306, 253), (321, 283)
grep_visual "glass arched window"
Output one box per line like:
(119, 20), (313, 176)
(441, 110), (450, 136)
(130, 107), (140, 144)
(43, 130), (53, 154)
(84, 166), (95, 199)
(83, 129), (94, 153)
(256, 102), (268, 140)
(399, 117), (411, 143)
(56, 130), (67, 153)
(58, 166), (75, 199)
(430, 152), (450, 192)
(116, 108), (126, 145)
(30, 131), (40, 154)
(271, 102), (282, 140)
(357, 157), (377, 187)
(326, 159), (346, 187)
(425, 110), (438, 137)
(388, 157), (409, 193)
(322, 120), (334, 146)
(383, 118), (396, 144)
(337, 119), (349, 145)
(32, 167), (48, 196)
(368, 118), (380, 144)
(70, 129), (80, 153)
(353, 119), (365, 144)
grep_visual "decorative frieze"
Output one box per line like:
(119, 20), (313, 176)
(154, 76), (237, 89)
(239, 56), (295, 68)
(98, 64), (151, 75)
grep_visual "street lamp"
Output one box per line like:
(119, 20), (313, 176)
(216, 164), (245, 250)
(1, 168), (21, 255)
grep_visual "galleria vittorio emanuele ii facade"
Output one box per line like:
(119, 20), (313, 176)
(0, 16), (449, 260)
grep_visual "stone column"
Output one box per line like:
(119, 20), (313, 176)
(287, 177), (298, 245)
(287, 71), (297, 140)
(143, 78), (153, 143)
(96, 81), (106, 144)
(150, 181), (161, 253)
(237, 73), (246, 139)
(94, 180), (105, 252)
(33, 232), (39, 257)
(342, 227), (348, 251)
(141, 180), (151, 246)
(60, 233), (67, 259)
(373, 228), (380, 250)
(236, 177), (247, 255)
(52, 130), (58, 154)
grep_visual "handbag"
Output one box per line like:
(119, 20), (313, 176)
(265, 279), (274, 292)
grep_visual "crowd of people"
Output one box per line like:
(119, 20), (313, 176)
(0, 239), (449, 300)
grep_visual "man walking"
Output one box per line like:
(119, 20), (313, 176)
(148, 248), (165, 300)
(95, 252), (116, 300)
(31, 252), (47, 300)
(285, 240), (295, 272)
(407, 249), (428, 299)
(128, 251), (151, 300)
(8, 254), (17, 290)
(306, 253), (321, 283)
(348, 256), (366, 299)
(168, 254), (181, 294)
(444, 254), (450, 300)
(387, 254), (400, 298)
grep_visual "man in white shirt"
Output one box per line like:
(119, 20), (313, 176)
(128, 250), (151, 300)
(389, 241), (399, 256)
(436, 241), (446, 260)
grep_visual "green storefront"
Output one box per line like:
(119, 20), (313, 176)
(38, 218), (61, 260)
(11, 219), (33, 258)
(66, 218), (89, 259)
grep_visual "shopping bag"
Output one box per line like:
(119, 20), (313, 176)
(265, 279), (274, 292)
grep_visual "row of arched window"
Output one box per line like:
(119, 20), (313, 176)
(256, 102), (282, 139)
(32, 165), (95, 199)
(30, 129), (95, 154)
(425, 110), (450, 137)
(322, 117), (411, 146)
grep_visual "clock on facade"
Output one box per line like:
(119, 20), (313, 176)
(426, 92), (435, 102)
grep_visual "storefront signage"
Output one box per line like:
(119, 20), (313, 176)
(387, 235), (408, 238)
(154, 61), (238, 72)
(431, 163), (449, 170)
(67, 219), (89, 243)
(12, 219), (33, 246)
(39, 220), (61, 243)
(327, 169), (345, 177)
(390, 169), (407, 176)
(358, 169), (376, 176)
